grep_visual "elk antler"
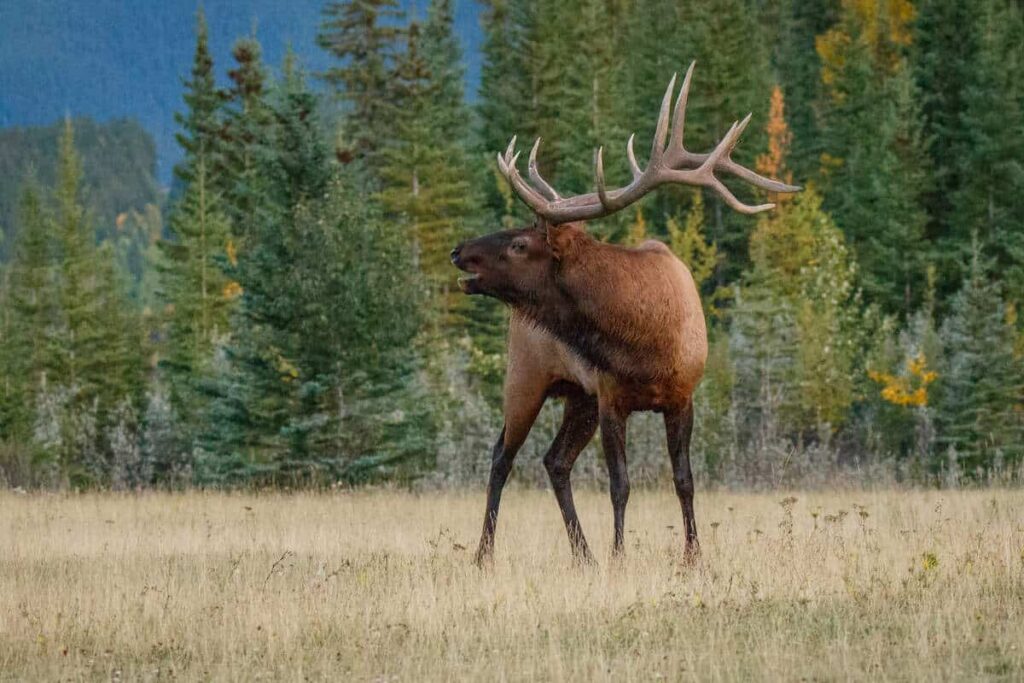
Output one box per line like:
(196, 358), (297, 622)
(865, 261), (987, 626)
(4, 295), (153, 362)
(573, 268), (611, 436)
(496, 62), (801, 225)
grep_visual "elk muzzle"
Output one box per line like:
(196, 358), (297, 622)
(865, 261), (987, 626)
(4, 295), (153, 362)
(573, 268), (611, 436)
(450, 243), (481, 294)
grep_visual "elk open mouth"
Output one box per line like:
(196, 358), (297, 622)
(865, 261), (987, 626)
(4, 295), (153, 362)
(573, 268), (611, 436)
(457, 272), (480, 294)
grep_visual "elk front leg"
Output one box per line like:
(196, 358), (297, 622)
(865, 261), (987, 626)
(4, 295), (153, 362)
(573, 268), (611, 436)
(599, 407), (630, 556)
(544, 391), (599, 563)
(664, 400), (699, 559)
(475, 387), (545, 566)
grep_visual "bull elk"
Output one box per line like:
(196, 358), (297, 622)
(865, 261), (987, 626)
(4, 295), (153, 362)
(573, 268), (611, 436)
(451, 63), (799, 564)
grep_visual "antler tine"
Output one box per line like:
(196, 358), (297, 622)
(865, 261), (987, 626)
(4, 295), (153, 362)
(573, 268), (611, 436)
(595, 146), (613, 210)
(690, 121), (775, 214)
(497, 140), (556, 216)
(650, 73), (677, 165)
(668, 61), (695, 158)
(625, 134), (642, 180)
(504, 135), (517, 163)
(528, 138), (561, 201)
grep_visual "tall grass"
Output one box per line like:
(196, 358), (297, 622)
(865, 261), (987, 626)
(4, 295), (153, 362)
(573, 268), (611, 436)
(2, 488), (1022, 680)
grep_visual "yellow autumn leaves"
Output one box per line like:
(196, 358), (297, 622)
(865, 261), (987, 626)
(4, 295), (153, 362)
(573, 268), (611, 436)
(222, 239), (242, 299)
(868, 351), (938, 407)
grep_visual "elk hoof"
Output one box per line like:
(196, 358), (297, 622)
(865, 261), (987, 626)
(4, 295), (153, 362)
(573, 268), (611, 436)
(682, 542), (701, 566)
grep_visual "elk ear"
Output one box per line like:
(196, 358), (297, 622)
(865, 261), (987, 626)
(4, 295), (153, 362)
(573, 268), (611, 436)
(545, 222), (577, 261)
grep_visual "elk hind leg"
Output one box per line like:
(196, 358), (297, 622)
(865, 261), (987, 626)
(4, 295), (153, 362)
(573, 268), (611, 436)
(599, 407), (630, 556)
(664, 399), (699, 560)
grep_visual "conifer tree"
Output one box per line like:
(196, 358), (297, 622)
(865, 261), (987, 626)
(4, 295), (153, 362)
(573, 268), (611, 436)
(816, 0), (930, 315)
(736, 89), (859, 442)
(201, 61), (422, 484)
(379, 2), (476, 310)
(953, 0), (1024, 301)
(912, 0), (977, 251)
(317, 0), (405, 172)
(159, 10), (236, 436)
(0, 181), (60, 439)
(769, 0), (839, 181)
(172, 7), (223, 188)
(935, 244), (1024, 477)
(476, 0), (531, 163)
(220, 36), (274, 241)
(54, 119), (104, 414)
(44, 120), (144, 483)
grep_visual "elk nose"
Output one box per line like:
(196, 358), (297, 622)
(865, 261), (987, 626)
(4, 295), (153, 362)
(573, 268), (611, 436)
(450, 245), (462, 264)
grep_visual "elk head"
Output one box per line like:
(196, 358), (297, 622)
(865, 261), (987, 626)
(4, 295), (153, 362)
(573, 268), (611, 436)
(451, 62), (800, 304)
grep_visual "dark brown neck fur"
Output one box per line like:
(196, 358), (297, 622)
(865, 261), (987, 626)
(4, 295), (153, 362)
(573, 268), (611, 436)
(513, 230), (657, 382)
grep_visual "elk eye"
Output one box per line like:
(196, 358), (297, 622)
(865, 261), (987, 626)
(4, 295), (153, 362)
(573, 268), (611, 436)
(511, 240), (528, 253)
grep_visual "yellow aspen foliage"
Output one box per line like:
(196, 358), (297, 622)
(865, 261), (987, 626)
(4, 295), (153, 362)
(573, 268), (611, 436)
(667, 193), (718, 290)
(222, 281), (243, 299)
(817, 0), (916, 97)
(625, 207), (648, 246)
(868, 351), (938, 407)
(755, 86), (794, 206)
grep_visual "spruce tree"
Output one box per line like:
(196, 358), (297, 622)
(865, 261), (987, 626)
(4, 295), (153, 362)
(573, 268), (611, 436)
(379, 2), (476, 310)
(769, 0), (839, 181)
(476, 0), (531, 164)
(159, 10), (236, 437)
(816, 0), (930, 315)
(317, 0), (405, 172)
(912, 0), (977, 252)
(0, 181), (60, 440)
(201, 60), (422, 485)
(954, 0), (1024, 301)
(172, 7), (223, 188)
(935, 244), (1024, 477)
(46, 120), (144, 484)
(220, 36), (274, 241)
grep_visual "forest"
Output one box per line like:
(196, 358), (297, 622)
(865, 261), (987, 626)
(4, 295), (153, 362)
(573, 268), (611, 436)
(1, 0), (1023, 490)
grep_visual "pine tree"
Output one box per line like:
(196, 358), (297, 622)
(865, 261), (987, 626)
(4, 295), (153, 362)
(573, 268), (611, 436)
(0, 180), (60, 440)
(317, 0), (405, 171)
(220, 36), (274, 241)
(954, 1), (1024, 301)
(912, 0), (977, 250)
(816, 0), (930, 315)
(769, 0), (840, 181)
(53, 119), (104, 415)
(476, 0), (532, 162)
(200, 61), (423, 485)
(159, 10), (236, 437)
(379, 2), (477, 310)
(46, 120), (144, 484)
(935, 243), (1024, 477)
(172, 7), (223, 188)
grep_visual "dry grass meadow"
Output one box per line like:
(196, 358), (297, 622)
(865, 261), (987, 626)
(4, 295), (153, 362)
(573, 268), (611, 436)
(2, 487), (1023, 681)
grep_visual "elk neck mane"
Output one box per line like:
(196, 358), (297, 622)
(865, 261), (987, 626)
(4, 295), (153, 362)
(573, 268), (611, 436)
(514, 226), (679, 383)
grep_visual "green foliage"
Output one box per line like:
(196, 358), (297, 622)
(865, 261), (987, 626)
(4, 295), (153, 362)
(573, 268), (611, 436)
(377, 12), (475, 298)
(317, 0), (405, 171)
(158, 12), (237, 441)
(934, 245), (1024, 476)
(0, 118), (160, 256)
(198, 62), (423, 485)
(0, 120), (145, 486)
(952, 0), (1024, 302)
(816, 0), (930, 315)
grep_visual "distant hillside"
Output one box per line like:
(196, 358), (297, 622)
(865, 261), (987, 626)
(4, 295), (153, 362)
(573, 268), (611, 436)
(0, 117), (160, 258)
(0, 0), (483, 185)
